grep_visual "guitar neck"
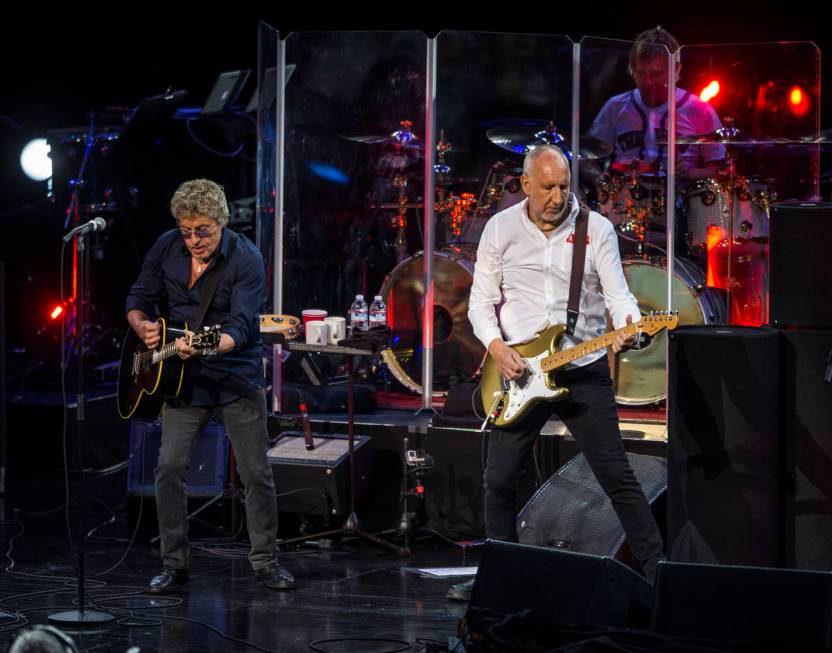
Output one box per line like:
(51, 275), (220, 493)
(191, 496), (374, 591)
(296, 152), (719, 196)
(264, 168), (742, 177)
(540, 323), (643, 373)
(151, 341), (178, 365)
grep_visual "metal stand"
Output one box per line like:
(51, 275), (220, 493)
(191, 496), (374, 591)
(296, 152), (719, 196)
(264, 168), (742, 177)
(49, 233), (114, 627)
(271, 339), (409, 557)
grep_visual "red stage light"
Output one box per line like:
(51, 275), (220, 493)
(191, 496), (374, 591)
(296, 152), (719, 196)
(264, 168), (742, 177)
(789, 87), (803, 106)
(699, 80), (720, 103)
(50, 305), (64, 320)
(787, 85), (810, 117)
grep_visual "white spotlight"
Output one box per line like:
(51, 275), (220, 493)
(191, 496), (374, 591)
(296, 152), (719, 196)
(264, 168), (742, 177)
(20, 138), (52, 181)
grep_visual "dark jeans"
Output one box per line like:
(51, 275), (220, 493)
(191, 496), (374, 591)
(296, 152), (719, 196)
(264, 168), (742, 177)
(155, 388), (278, 571)
(484, 357), (664, 566)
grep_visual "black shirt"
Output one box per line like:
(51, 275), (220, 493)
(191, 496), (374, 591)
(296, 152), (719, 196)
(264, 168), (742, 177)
(125, 228), (265, 406)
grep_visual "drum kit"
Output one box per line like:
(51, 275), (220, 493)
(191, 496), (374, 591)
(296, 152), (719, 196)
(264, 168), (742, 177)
(348, 116), (818, 406)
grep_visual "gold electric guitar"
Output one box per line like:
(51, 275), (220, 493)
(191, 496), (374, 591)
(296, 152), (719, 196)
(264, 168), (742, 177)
(479, 312), (678, 427)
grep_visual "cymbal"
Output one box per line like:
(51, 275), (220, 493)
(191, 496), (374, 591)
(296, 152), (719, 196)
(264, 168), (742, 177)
(483, 119), (613, 159)
(341, 131), (424, 151)
(662, 126), (825, 146)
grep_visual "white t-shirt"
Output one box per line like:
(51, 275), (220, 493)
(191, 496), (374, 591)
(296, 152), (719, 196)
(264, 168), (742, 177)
(589, 88), (725, 169)
(468, 195), (640, 368)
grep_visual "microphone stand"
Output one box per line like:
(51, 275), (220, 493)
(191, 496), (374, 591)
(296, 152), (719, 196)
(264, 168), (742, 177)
(49, 231), (114, 627)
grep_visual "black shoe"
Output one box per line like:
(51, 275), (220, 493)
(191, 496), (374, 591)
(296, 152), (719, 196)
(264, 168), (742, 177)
(254, 564), (296, 590)
(446, 577), (475, 602)
(148, 568), (189, 594)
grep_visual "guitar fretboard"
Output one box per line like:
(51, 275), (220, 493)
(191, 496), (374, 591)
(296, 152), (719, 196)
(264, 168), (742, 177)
(540, 323), (643, 373)
(133, 342), (177, 375)
(151, 343), (177, 366)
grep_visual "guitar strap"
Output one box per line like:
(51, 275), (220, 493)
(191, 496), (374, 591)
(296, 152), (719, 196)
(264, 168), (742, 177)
(193, 230), (238, 331)
(566, 206), (590, 336)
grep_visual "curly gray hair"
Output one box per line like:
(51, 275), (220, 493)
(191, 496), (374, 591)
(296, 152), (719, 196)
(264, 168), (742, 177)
(170, 179), (230, 226)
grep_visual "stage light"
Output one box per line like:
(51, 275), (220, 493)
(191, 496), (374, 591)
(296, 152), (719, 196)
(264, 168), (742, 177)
(50, 305), (64, 320)
(787, 85), (810, 117)
(789, 87), (803, 106)
(699, 81), (720, 103)
(20, 138), (52, 181)
(308, 162), (349, 184)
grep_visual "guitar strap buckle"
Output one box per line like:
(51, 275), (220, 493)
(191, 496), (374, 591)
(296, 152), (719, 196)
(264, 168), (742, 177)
(565, 309), (579, 336)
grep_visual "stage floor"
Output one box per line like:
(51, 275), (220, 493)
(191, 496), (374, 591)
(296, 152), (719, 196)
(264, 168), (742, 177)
(0, 488), (474, 652)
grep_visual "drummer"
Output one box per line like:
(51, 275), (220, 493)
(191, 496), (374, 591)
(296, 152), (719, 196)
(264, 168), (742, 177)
(588, 26), (725, 183)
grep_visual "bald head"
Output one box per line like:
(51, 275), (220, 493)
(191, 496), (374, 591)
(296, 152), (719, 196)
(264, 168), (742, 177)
(522, 144), (570, 177)
(521, 147), (571, 234)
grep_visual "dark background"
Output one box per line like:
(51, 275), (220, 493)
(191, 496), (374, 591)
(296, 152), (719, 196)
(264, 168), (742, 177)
(1, 4), (826, 373)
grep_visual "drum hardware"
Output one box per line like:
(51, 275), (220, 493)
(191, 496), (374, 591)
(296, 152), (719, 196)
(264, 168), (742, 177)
(616, 201), (651, 260)
(448, 193), (476, 241)
(434, 129), (453, 209)
(392, 173), (409, 262)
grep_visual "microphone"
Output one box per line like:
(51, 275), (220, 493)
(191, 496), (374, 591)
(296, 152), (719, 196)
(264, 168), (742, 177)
(63, 217), (107, 242)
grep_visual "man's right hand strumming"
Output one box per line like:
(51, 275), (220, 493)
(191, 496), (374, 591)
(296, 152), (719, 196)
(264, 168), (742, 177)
(488, 339), (526, 380)
(136, 320), (160, 349)
(128, 310), (161, 349)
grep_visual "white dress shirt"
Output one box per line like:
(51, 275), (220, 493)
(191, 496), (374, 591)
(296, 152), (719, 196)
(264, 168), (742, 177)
(468, 194), (640, 368)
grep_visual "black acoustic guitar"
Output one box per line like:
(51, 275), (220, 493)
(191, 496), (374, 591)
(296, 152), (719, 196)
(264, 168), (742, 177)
(117, 319), (221, 420)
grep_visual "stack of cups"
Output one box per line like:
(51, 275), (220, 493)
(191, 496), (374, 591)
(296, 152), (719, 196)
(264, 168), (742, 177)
(302, 309), (328, 345)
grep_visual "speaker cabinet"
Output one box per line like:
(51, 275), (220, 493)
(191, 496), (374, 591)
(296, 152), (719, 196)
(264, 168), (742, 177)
(127, 418), (229, 497)
(471, 540), (652, 629)
(668, 326), (781, 565)
(517, 452), (666, 558)
(770, 202), (832, 328)
(781, 328), (832, 570)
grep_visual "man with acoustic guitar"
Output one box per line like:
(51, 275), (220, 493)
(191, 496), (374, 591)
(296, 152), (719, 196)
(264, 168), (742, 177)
(448, 146), (665, 601)
(125, 179), (296, 593)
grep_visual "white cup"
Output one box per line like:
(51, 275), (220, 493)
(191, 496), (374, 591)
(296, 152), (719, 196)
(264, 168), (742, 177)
(305, 320), (329, 345)
(325, 316), (346, 345)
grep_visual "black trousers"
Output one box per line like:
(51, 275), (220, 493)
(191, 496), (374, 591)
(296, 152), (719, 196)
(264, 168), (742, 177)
(484, 357), (664, 565)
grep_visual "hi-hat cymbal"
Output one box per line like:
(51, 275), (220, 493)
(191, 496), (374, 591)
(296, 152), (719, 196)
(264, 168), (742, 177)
(483, 119), (613, 159)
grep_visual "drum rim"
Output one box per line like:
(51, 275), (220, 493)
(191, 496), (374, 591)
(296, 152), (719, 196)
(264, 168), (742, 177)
(616, 257), (720, 406)
(379, 249), (481, 397)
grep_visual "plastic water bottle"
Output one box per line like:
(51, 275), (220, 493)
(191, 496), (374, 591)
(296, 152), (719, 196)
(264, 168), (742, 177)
(349, 294), (369, 332)
(369, 295), (387, 329)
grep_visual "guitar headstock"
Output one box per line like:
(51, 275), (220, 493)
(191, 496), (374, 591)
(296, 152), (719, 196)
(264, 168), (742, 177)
(189, 325), (222, 350)
(259, 314), (301, 341)
(636, 311), (679, 335)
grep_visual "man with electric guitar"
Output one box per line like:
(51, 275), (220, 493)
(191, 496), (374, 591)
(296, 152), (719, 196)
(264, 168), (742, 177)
(123, 179), (296, 594)
(448, 146), (668, 601)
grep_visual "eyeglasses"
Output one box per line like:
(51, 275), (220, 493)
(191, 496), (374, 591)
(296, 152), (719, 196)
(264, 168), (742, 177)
(179, 224), (216, 240)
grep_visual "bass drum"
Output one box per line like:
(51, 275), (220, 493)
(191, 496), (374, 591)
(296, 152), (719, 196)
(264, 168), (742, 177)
(379, 251), (486, 396)
(613, 258), (726, 405)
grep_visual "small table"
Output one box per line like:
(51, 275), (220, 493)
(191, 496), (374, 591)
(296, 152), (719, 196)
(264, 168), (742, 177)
(263, 334), (408, 556)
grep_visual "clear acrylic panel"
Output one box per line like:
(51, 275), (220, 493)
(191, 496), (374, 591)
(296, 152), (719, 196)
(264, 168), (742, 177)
(408, 31), (576, 395)
(255, 22), (280, 312)
(282, 30), (428, 333)
(678, 41), (821, 327)
(579, 36), (680, 407)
